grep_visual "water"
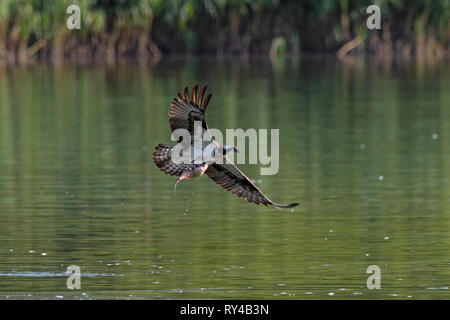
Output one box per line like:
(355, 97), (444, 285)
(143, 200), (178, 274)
(0, 57), (449, 299)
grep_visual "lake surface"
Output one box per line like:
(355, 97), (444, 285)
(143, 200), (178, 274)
(0, 57), (449, 299)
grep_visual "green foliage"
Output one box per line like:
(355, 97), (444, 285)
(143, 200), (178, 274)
(0, 0), (448, 59)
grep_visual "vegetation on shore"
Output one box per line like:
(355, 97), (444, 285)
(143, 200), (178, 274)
(0, 0), (448, 63)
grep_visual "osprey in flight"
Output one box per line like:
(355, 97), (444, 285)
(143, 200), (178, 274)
(153, 84), (299, 209)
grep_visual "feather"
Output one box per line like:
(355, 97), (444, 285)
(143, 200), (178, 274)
(192, 84), (198, 103)
(202, 93), (212, 111)
(198, 85), (207, 106)
(183, 86), (190, 102)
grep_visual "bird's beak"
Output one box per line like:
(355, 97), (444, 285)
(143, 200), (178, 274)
(234, 146), (240, 153)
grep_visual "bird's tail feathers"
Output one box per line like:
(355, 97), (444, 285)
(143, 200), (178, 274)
(153, 143), (182, 176)
(153, 143), (173, 165)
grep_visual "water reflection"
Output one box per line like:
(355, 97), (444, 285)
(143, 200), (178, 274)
(0, 57), (449, 299)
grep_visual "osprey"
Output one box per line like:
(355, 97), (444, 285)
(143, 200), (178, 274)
(153, 84), (299, 209)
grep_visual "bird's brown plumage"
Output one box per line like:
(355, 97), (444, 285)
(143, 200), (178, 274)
(205, 159), (298, 208)
(168, 84), (212, 143)
(153, 84), (299, 209)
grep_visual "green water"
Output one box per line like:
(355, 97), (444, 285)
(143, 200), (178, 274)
(0, 57), (449, 299)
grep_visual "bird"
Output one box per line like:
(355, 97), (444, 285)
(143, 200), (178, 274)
(153, 84), (299, 209)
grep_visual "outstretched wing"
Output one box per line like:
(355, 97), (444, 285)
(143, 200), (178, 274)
(168, 84), (213, 143)
(205, 157), (299, 209)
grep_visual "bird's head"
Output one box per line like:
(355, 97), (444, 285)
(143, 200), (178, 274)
(222, 145), (240, 155)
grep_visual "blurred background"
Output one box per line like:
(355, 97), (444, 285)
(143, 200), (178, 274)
(1, 1), (450, 300)
(0, 0), (449, 63)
